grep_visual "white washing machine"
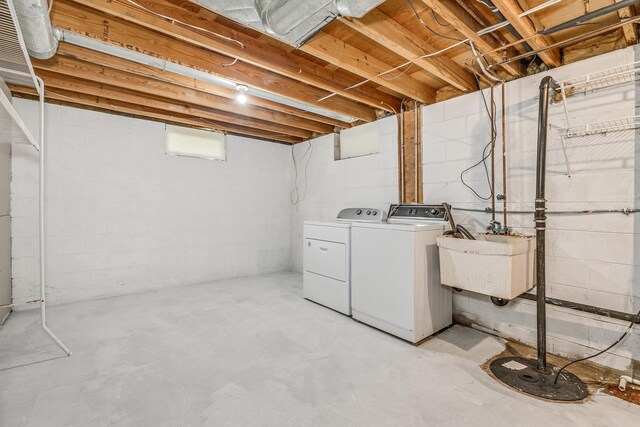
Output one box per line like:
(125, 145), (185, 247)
(351, 204), (452, 343)
(303, 208), (386, 315)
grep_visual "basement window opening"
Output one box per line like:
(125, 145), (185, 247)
(335, 121), (380, 160)
(165, 125), (226, 161)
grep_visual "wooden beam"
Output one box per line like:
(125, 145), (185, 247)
(490, 0), (561, 67)
(417, 0), (523, 76)
(302, 31), (436, 103)
(55, 43), (340, 133)
(52, 0), (378, 122)
(340, 10), (477, 92)
(148, 0), (401, 112)
(9, 85), (302, 144)
(33, 67), (314, 140)
(617, 1), (638, 45)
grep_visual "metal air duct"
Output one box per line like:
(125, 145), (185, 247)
(335, 0), (382, 18)
(13, 0), (57, 59)
(254, 0), (385, 45)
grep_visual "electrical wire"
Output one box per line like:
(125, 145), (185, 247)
(459, 73), (496, 200)
(290, 140), (313, 206)
(380, 63), (416, 81)
(430, 9), (450, 27)
(553, 308), (640, 385)
(125, 0), (245, 67)
(475, 0), (499, 13)
(405, 0), (466, 42)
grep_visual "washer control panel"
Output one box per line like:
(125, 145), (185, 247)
(387, 204), (448, 222)
(336, 208), (387, 222)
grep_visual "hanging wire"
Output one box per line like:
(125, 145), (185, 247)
(380, 63), (416, 81)
(404, 0), (466, 42)
(430, 9), (450, 27)
(459, 71), (497, 200)
(290, 140), (313, 206)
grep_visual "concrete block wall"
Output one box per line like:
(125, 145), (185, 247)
(290, 116), (399, 272)
(10, 99), (292, 306)
(422, 46), (639, 370)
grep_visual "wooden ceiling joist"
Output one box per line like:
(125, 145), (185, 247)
(302, 31), (436, 104)
(14, 0), (633, 145)
(417, 0), (523, 77)
(340, 9), (477, 92)
(9, 85), (302, 144)
(617, 1), (638, 45)
(35, 68), (313, 142)
(134, 0), (401, 112)
(59, 0), (400, 115)
(490, 0), (562, 67)
(32, 60), (315, 139)
(52, 0), (379, 122)
(54, 43), (341, 133)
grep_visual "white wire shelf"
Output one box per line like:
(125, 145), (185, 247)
(555, 60), (640, 97)
(561, 115), (640, 139)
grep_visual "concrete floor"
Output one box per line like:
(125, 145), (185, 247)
(1, 273), (639, 426)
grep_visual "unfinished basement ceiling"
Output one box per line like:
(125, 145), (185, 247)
(6, 0), (640, 144)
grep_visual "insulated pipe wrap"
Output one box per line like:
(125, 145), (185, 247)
(13, 0), (58, 59)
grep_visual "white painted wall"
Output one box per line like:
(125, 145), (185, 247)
(290, 116), (399, 272)
(423, 46), (639, 369)
(10, 99), (292, 306)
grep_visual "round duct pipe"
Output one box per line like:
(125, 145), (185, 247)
(335, 0), (378, 18)
(254, 0), (385, 37)
(13, 0), (58, 60)
(254, 0), (334, 36)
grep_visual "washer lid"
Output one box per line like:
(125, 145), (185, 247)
(351, 222), (445, 231)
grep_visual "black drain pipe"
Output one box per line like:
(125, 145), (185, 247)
(539, 0), (640, 35)
(535, 76), (559, 372)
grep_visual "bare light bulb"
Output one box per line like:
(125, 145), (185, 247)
(235, 84), (249, 104)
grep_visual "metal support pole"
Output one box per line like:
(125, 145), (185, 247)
(501, 81), (507, 230)
(534, 76), (556, 372)
(36, 76), (71, 356)
(489, 76), (587, 401)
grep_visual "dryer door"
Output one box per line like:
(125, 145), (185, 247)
(304, 239), (346, 282)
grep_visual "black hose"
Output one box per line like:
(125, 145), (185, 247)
(456, 225), (476, 240)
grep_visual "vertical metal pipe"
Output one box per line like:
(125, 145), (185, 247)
(398, 102), (405, 203)
(501, 81), (507, 230)
(535, 76), (557, 371)
(490, 85), (496, 222)
(36, 77), (71, 356)
(414, 100), (419, 204)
